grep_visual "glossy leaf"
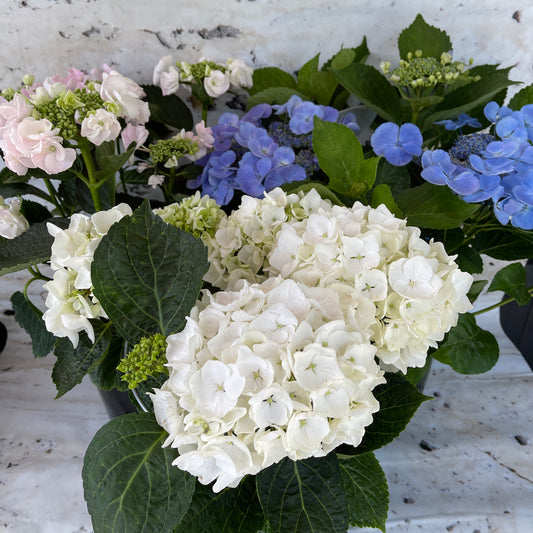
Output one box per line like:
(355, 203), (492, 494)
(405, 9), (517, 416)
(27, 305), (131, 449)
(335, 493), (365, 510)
(0, 218), (69, 276)
(250, 67), (296, 96)
(313, 118), (378, 197)
(398, 14), (452, 60)
(467, 280), (488, 304)
(256, 454), (348, 533)
(432, 313), (499, 374)
(83, 413), (195, 533)
(487, 262), (530, 305)
(371, 184), (403, 218)
(91, 201), (208, 344)
(247, 87), (307, 108)
(175, 477), (265, 533)
(338, 453), (389, 532)
(473, 227), (533, 260)
(333, 63), (401, 123)
(509, 83), (533, 109)
(52, 322), (113, 397)
(397, 183), (478, 229)
(143, 84), (193, 130)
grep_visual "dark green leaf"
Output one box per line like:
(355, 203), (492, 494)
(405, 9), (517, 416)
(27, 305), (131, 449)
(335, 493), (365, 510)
(424, 65), (516, 129)
(0, 166), (30, 184)
(338, 453), (388, 532)
(0, 181), (51, 201)
(175, 477), (265, 533)
(83, 412), (195, 533)
(473, 227), (533, 260)
(256, 454), (348, 533)
(19, 199), (52, 224)
(94, 142), (136, 180)
(338, 373), (430, 455)
(313, 118), (377, 197)
(373, 158), (411, 198)
(52, 323), (113, 397)
(397, 183), (478, 229)
(398, 14), (452, 59)
(487, 262), (530, 305)
(405, 355), (433, 387)
(10, 291), (54, 358)
(432, 313), (499, 374)
(143, 84), (193, 130)
(467, 280), (488, 304)
(91, 201), (208, 344)
(454, 244), (483, 274)
(281, 181), (344, 206)
(76, 179), (111, 213)
(371, 184), (403, 218)
(247, 88), (307, 108)
(0, 217), (69, 275)
(509, 83), (533, 109)
(326, 39), (370, 71)
(249, 67), (296, 96)
(333, 63), (402, 123)
(89, 334), (128, 392)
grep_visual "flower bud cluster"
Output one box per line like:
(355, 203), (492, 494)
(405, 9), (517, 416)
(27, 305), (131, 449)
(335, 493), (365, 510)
(149, 120), (215, 167)
(43, 204), (132, 347)
(382, 51), (470, 90)
(0, 196), (29, 239)
(153, 55), (253, 98)
(0, 67), (149, 175)
(118, 334), (168, 389)
(151, 276), (385, 492)
(154, 191), (226, 239)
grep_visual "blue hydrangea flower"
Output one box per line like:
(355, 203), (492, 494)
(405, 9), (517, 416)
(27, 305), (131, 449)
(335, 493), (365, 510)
(371, 122), (423, 166)
(421, 150), (480, 195)
(434, 113), (482, 130)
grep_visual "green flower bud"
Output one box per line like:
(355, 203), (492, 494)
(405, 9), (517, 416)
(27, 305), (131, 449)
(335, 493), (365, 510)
(56, 90), (85, 111)
(117, 334), (168, 389)
(22, 74), (35, 86)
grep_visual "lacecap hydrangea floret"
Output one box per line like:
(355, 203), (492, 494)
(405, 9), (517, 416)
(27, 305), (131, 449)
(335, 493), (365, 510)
(150, 276), (386, 492)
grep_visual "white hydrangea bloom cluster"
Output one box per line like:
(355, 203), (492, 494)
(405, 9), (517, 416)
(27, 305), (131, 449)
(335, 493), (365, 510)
(204, 188), (473, 372)
(205, 187), (327, 289)
(43, 204), (132, 347)
(150, 277), (385, 492)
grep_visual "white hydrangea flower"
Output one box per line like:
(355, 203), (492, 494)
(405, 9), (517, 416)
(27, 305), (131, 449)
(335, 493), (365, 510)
(0, 196), (29, 239)
(226, 58), (253, 88)
(43, 204), (132, 347)
(80, 108), (121, 145)
(203, 69), (230, 98)
(151, 277), (385, 492)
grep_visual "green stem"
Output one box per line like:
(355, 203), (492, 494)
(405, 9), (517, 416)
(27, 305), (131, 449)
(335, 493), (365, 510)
(472, 286), (533, 316)
(78, 139), (102, 212)
(42, 177), (67, 217)
(201, 105), (208, 123)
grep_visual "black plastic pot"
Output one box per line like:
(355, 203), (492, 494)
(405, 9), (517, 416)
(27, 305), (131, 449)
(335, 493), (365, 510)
(0, 321), (6, 354)
(499, 260), (533, 371)
(98, 389), (137, 419)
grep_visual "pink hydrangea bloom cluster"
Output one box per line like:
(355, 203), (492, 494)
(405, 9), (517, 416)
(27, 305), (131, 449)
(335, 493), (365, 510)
(0, 66), (149, 176)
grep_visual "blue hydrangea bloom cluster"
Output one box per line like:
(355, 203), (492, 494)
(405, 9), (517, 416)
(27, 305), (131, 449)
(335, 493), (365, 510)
(420, 102), (533, 230)
(188, 95), (359, 205)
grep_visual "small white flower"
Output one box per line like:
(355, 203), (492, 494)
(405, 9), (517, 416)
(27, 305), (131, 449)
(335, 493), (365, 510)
(204, 70), (230, 98)
(189, 360), (245, 418)
(80, 108), (121, 145)
(153, 55), (180, 96)
(286, 412), (329, 460)
(249, 384), (293, 428)
(226, 58), (253, 88)
(148, 174), (165, 188)
(0, 197), (29, 239)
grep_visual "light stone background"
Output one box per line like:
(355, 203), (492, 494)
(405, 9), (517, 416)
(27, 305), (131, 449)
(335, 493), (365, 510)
(1, 1), (533, 532)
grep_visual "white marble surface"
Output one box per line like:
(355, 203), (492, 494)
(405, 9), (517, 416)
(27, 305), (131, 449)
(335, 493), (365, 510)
(0, 1), (532, 98)
(1, 270), (532, 532)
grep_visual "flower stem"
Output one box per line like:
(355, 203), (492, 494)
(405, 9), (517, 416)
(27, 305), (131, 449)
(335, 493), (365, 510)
(472, 286), (533, 316)
(78, 139), (102, 212)
(42, 177), (67, 217)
